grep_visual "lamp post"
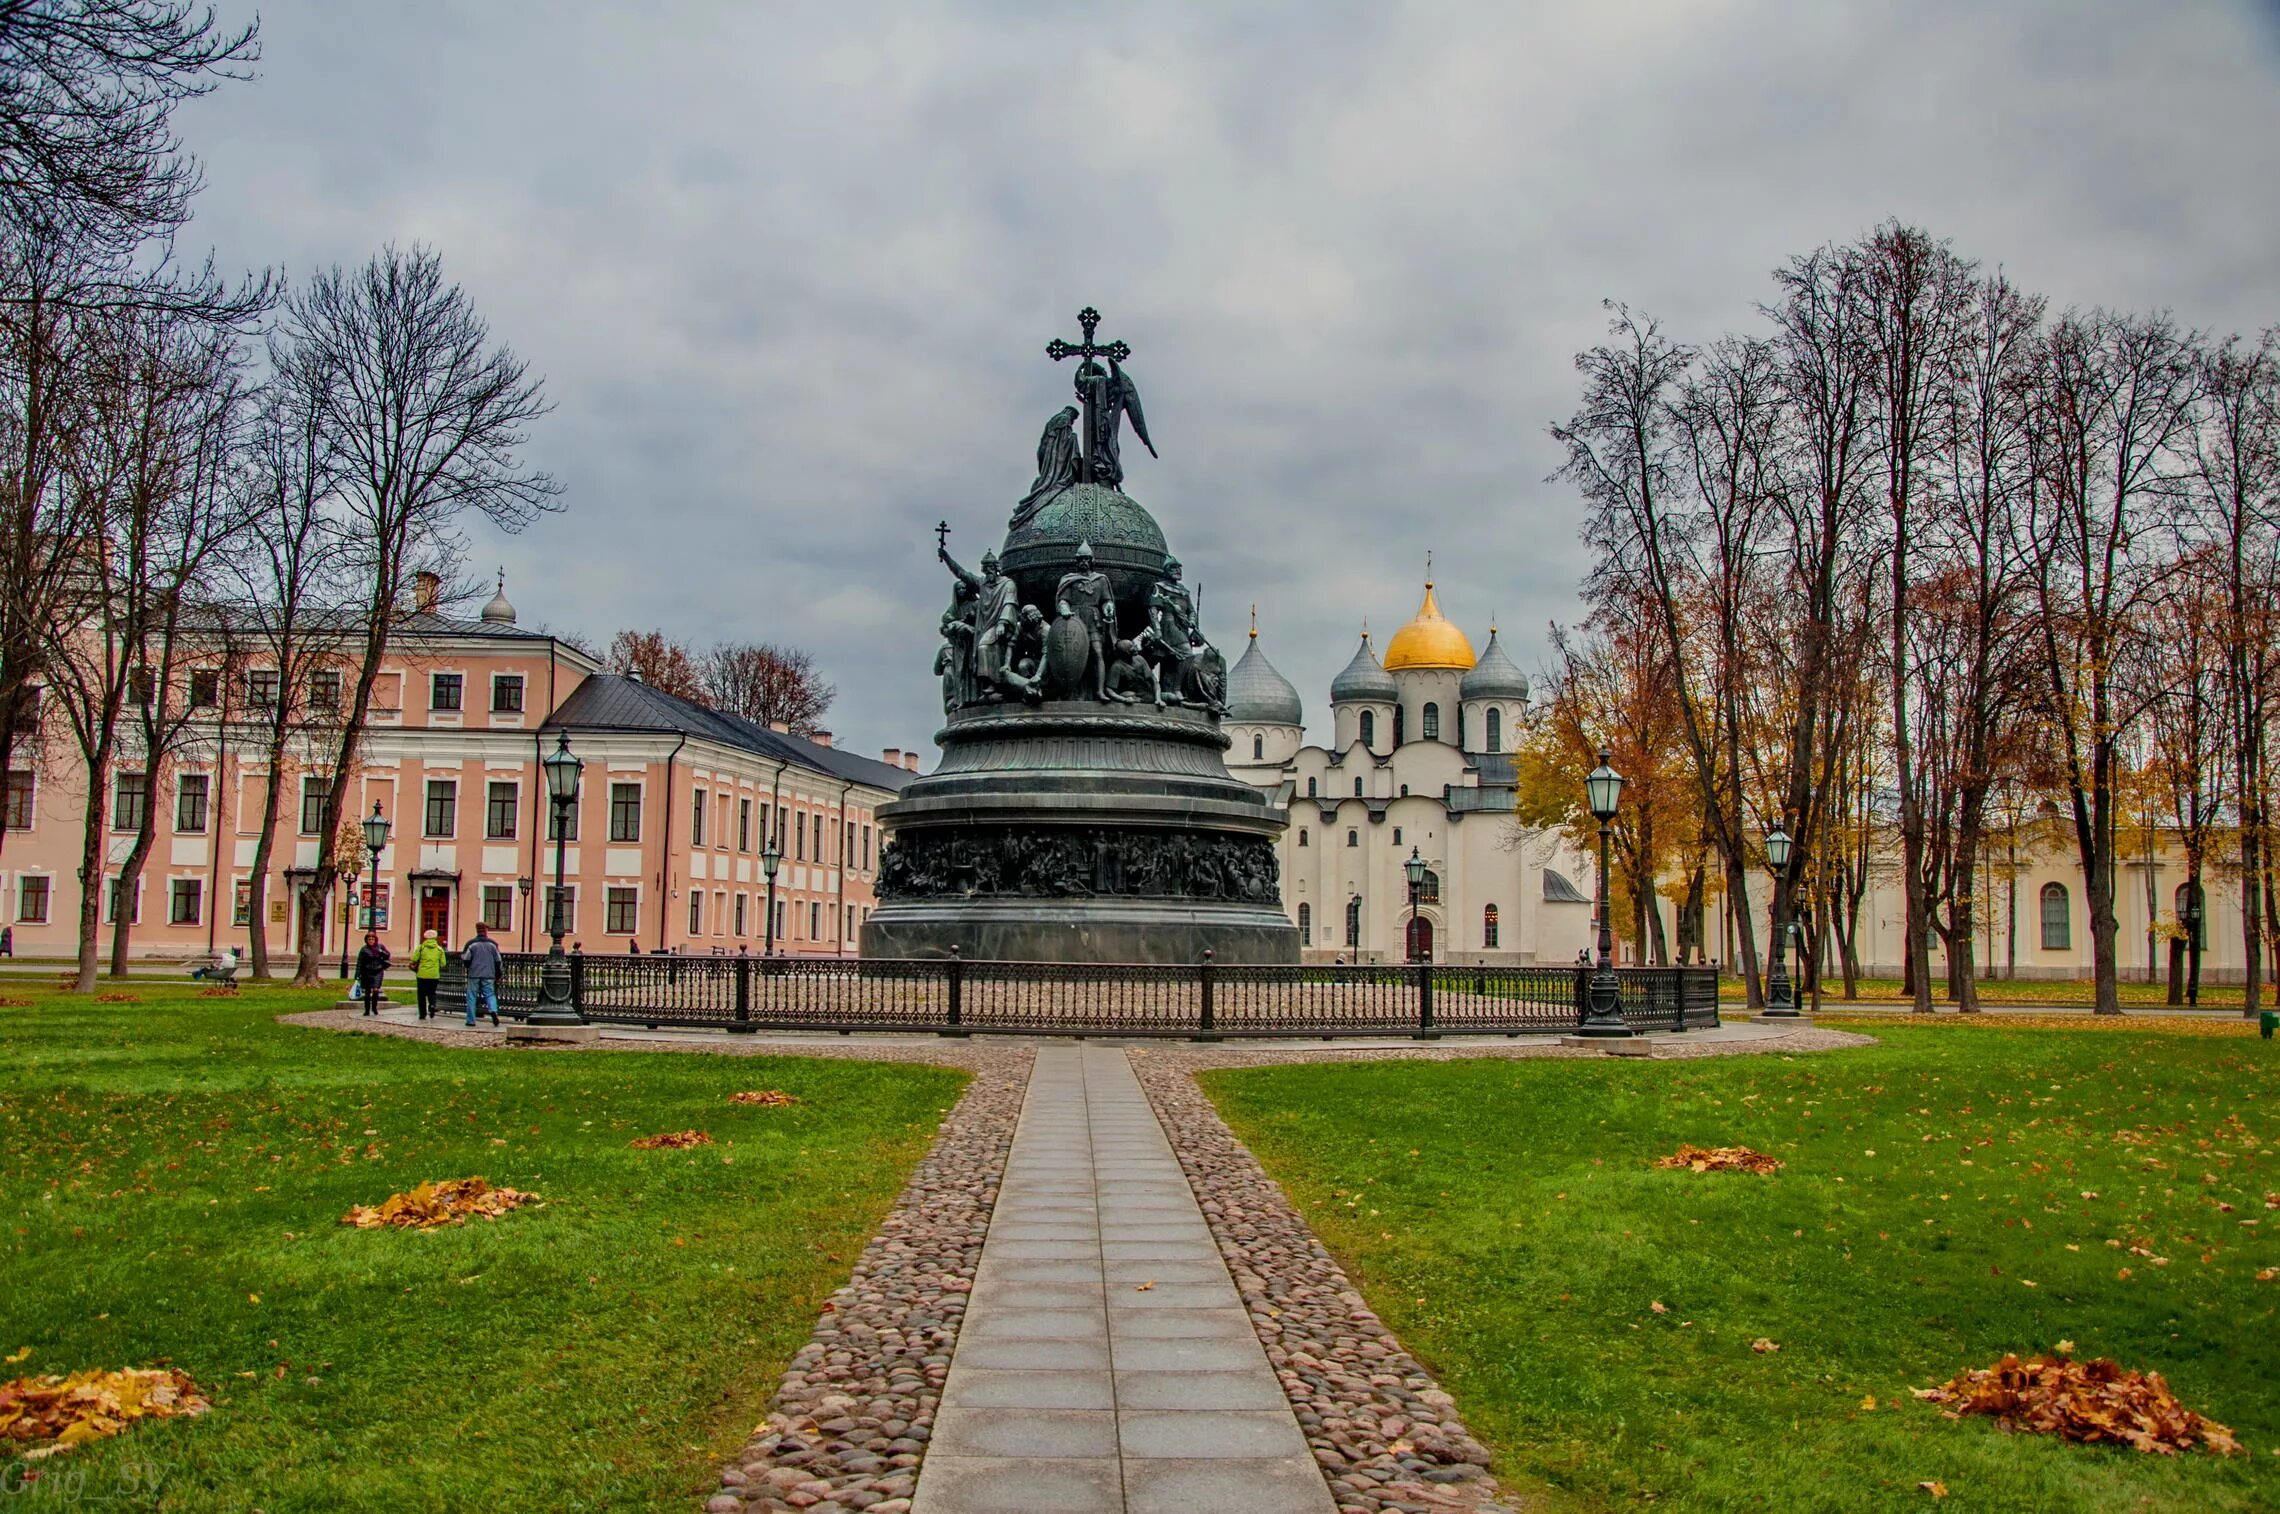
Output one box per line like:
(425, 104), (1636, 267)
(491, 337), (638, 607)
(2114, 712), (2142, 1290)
(1579, 749), (1632, 1037)
(1762, 822), (1800, 1018)
(517, 875), (532, 952)
(357, 802), (389, 974)
(530, 733), (585, 1026)
(760, 842), (783, 957)
(335, 856), (359, 979)
(2183, 881), (2203, 1008)
(1403, 845), (1428, 963)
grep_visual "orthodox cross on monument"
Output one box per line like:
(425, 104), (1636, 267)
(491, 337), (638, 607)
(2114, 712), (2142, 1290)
(1046, 306), (1131, 484)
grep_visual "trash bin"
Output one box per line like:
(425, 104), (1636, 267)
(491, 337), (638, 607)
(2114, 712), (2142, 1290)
(2261, 1010), (2277, 1041)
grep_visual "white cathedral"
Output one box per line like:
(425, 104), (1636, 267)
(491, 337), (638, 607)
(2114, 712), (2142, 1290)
(1223, 578), (1601, 965)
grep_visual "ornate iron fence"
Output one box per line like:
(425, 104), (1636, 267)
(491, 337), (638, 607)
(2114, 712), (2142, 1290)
(490, 951), (1719, 1039)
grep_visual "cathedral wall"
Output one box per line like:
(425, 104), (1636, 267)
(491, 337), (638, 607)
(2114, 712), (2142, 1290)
(1394, 669), (1463, 749)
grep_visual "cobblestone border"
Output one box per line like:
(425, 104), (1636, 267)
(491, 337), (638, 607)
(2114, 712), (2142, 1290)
(1131, 1027), (1873, 1514)
(279, 1007), (1033, 1514)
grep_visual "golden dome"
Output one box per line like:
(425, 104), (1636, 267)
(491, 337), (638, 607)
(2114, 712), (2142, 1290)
(1382, 580), (1476, 671)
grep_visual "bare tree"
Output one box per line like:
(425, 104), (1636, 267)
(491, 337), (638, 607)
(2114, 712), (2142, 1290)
(606, 627), (705, 701)
(0, 0), (257, 247)
(279, 244), (558, 986)
(2025, 310), (2201, 1014)
(702, 640), (835, 734)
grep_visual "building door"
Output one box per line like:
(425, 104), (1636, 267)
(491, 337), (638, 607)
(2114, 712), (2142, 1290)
(420, 887), (451, 942)
(1406, 915), (1434, 963)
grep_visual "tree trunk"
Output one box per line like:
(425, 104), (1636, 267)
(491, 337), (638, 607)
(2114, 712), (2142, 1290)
(71, 755), (112, 991)
(108, 763), (162, 974)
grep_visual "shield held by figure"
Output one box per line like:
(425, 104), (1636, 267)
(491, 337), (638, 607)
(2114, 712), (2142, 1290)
(1043, 614), (1092, 697)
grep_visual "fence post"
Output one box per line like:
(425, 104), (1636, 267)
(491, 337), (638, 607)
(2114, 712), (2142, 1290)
(730, 953), (755, 1034)
(1414, 961), (1437, 1039)
(1666, 968), (1685, 1034)
(568, 949), (584, 1017)
(1196, 949), (1220, 1041)
(940, 945), (968, 1037)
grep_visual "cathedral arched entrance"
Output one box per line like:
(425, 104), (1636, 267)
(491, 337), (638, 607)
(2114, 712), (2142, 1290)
(1405, 913), (1434, 963)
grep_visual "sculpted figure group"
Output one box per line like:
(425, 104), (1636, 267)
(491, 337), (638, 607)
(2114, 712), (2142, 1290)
(935, 536), (1226, 714)
(877, 826), (1279, 905)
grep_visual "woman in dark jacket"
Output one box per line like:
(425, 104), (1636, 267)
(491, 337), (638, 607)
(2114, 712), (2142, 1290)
(355, 933), (391, 1016)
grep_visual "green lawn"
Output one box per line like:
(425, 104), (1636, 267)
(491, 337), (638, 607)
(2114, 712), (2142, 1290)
(1723, 974), (2254, 1008)
(0, 983), (964, 1511)
(1203, 1023), (2280, 1513)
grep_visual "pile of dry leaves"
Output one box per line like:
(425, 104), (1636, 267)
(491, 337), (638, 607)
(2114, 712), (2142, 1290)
(1914, 1351), (2241, 1456)
(727, 1089), (798, 1106)
(1654, 1144), (1784, 1175)
(0, 1367), (209, 1458)
(629, 1129), (712, 1149)
(340, 1177), (538, 1230)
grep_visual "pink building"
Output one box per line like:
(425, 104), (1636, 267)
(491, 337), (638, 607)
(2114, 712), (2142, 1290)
(4, 580), (918, 962)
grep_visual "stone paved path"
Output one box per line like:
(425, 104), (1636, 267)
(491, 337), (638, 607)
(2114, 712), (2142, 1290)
(912, 1044), (1335, 1514)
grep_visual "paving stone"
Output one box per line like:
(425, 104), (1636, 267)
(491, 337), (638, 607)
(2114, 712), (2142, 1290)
(930, 1407), (1118, 1459)
(909, 1455), (1122, 1514)
(1118, 1409), (1312, 1459)
(940, 1369), (1116, 1412)
(1120, 1456), (1335, 1514)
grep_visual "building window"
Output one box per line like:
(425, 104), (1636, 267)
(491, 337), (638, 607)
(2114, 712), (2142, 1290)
(690, 788), (706, 846)
(232, 879), (251, 926)
(485, 781), (518, 839)
(188, 669), (220, 707)
(609, 783), (642, 842)
(845, 820), (855, 860)
(1485, 707), (1502, 753)
(549, 796), (579, 842)
(738, 799), (752, 852)
(18, 875), (49, 923)
(104, 877), (138, 924)
(424, 780), (458, 838)
(1306, 777), (1317, 798)
(112, 772), (148, 831)
(491, 674), (524, 713)
(1393, 827), (1402, 846)
(1346, 828), (1358, 847)
(128, 666), (154, 705)
(774, 806), (787, 851)
(773, 897), (785, 939)
(247, 668), (280, 710)
(1419, 869), (1441, 904)
(1252, 734), (1264, 760)
(863, 824), (873, 870)
(1298, 828), (1309, 847)
(5, 770), (33, 830)
(809, 901), (822, 939)
(735, 893), (748, 936)
(547, 885), (578, 936)
(1483, 903), (1499, 948)
(1345, 897), (1362, 949)
(1421, 702), (1440, 742)
(2039, 882), (2071, 951)
(1394, 707), (1406, 745)
(1298, 902), (1311, 944)
(175, 773), (209, 833)
(301, 776), (330, 836)
(430, 673), (463, 712)
(482, 885), (513, 931)
(606, 886), (639, 935)
(169, 878), (202, 925)
(1359, 711), (1375, 748)
(688, 891), (702, 936)
(794, 812), (806, 861)
(308, 669), (341, 712)
(814, 812), (826, 860)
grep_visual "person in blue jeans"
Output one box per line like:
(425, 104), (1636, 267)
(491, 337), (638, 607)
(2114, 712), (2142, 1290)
(462, 921), (503, 1027)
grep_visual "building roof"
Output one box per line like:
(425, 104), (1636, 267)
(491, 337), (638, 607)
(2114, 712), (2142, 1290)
(1461, 627), (1529, 702)
(1329, 633), (1399, 703)
(544, 673), (918, 792)
(1226, 631), (1304, 727)
(1382, 580), (1476, 672)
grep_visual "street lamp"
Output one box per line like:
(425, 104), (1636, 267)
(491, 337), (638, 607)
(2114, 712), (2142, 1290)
(517, 875), (532, 952)
(1403, 845), (1428, 963)
(760, 842), (783, 957)
(355, 803), (389, 981)
(336, 856), (359, 979)
(530, 732), (585, 1027)
(1578, 749), (1632, 1037)
(1762, 822), (1800, 1018)
(2183, 881), (2203, 1008)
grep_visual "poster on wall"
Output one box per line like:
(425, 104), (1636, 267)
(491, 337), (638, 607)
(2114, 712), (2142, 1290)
(356, 883), (391, 930)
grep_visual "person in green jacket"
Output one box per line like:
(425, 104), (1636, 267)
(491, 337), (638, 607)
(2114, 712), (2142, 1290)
(411, 929), (447, 1020)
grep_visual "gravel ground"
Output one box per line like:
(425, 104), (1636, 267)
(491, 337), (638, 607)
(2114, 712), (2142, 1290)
(1128, 1025), (1874, 1514)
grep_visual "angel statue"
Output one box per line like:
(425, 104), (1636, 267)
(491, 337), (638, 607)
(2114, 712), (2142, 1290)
(1073, 355), (1155, 490)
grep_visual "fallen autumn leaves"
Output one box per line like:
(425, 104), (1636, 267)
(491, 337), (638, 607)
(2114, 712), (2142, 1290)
(0, 1367), (209, 1459)
(727, 1089), (799, 1106)
(1914, 1351), (2241, 1457)
(1655, 1143), (1785, 1175)
(340, 1177), (539, 1230)
(629, 1129), (713, 1149)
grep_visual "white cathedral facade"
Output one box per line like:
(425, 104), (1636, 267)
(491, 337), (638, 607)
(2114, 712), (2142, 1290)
(1223, 579), (1600, 965)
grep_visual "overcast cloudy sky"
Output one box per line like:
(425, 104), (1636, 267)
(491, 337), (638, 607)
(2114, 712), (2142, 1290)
(174, 1), (2280, 759)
